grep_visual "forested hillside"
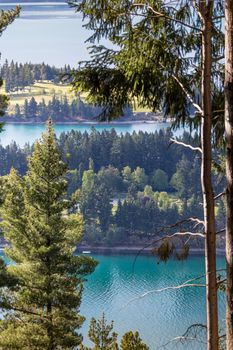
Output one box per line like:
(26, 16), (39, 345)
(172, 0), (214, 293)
(0, 129), (225, 248)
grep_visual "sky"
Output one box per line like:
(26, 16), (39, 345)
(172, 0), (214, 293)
(0, 2), (94, 67)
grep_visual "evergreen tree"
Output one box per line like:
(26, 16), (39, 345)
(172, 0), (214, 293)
(23, 99), (29, 118)
(81, 315), (149, 350)
(0, 7), (20, 128)
(120, 331), (149, 350)
(95, 184), (112, 232)
(0, 120), (97, 350)
(151, 169), (169, 192)
(28, 97), (38, 118)
(14, 103), (21, 118)
(81, 314), (119, 350)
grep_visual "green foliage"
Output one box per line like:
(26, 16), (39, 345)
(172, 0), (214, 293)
(120, 331), (149, 350)
(0, 7), (20, 37)
(97, 166), (123, 193)
(80, 169), (113, 232)
(170, 155), (201, 200)
(81, 314), (119, 350)
(0, 121), (97, 349)
(0, 7), (20, 129)
(70, 0), (224, 141)
(81, 315), (149, 350)
(0, 129), (218, 247)
(131, 167), (148, 190)
(151, 169), (169, 191)
(1, 60), (72, 92)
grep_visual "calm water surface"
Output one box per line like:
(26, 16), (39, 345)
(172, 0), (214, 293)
(0, 122), (178, 147)
(81, 254), (226, 350)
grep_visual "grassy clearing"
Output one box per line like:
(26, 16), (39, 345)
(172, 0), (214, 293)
(3, 81), (78, 114)
(7, 81), (74, 106)
(3, 80), (154, 115)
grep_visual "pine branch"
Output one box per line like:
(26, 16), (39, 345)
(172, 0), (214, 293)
(133, 3), (202, 32)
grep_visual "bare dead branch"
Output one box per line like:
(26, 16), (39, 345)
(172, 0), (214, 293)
(216, 228), (225, 235)
(213, 15), (224, 21)
(159, 62), (204, 115)
(214, 191), (225, 200)
(132, 217), (205, 272)
(159, 335), (207, 348)
(170, 138), (202, 153)
(213, 55), (224, 62)
(189, 217), (205, 226)
(123, 274), (208, 308)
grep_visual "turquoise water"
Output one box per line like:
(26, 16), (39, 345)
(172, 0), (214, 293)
(0, 122), (177, 147)
(81, 254), (226, 350)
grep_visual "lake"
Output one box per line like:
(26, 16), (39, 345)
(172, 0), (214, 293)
(0, 122), (181, 147)
(81, 254), (226, 350)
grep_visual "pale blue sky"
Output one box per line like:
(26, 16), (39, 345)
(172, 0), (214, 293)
(0, 2), (94, 67)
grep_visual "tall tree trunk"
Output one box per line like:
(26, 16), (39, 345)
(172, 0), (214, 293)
(200, 2), (219, 349)
(225, 0), (233, 348)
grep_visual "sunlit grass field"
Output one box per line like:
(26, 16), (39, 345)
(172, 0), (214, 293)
(1, 80), (154, 115)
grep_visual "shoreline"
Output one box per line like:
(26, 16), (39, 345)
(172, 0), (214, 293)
(76, 246), (226, 257)
(0, 244), (225, 257)
(3, 120), (168, 126)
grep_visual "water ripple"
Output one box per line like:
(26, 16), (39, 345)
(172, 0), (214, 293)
(80, 254), (225, 350)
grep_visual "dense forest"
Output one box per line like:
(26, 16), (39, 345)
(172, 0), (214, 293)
(0, 129), (225, 247)
(6, 95), (107, 121)
(0, 60), (71, 91)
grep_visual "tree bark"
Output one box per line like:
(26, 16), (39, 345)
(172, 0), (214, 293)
(225, 0), (233, 349)
(200, 2), (219, 349)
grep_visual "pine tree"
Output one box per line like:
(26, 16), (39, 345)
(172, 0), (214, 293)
(0, 7), (20, 127)
(120, 331), (149, 350)
(28, 96), (38, 118)
(0, 120), (97, 350)
(81, 314), (119, 350)
(81, 315), (150, 350)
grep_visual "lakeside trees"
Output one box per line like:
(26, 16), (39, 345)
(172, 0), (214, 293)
(0, 129), (222, 247)
(0, 61), (71, 92)
(8, 95), (104, 122)
(81, 314), (149, 350)
(0, 121), (97, 349)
